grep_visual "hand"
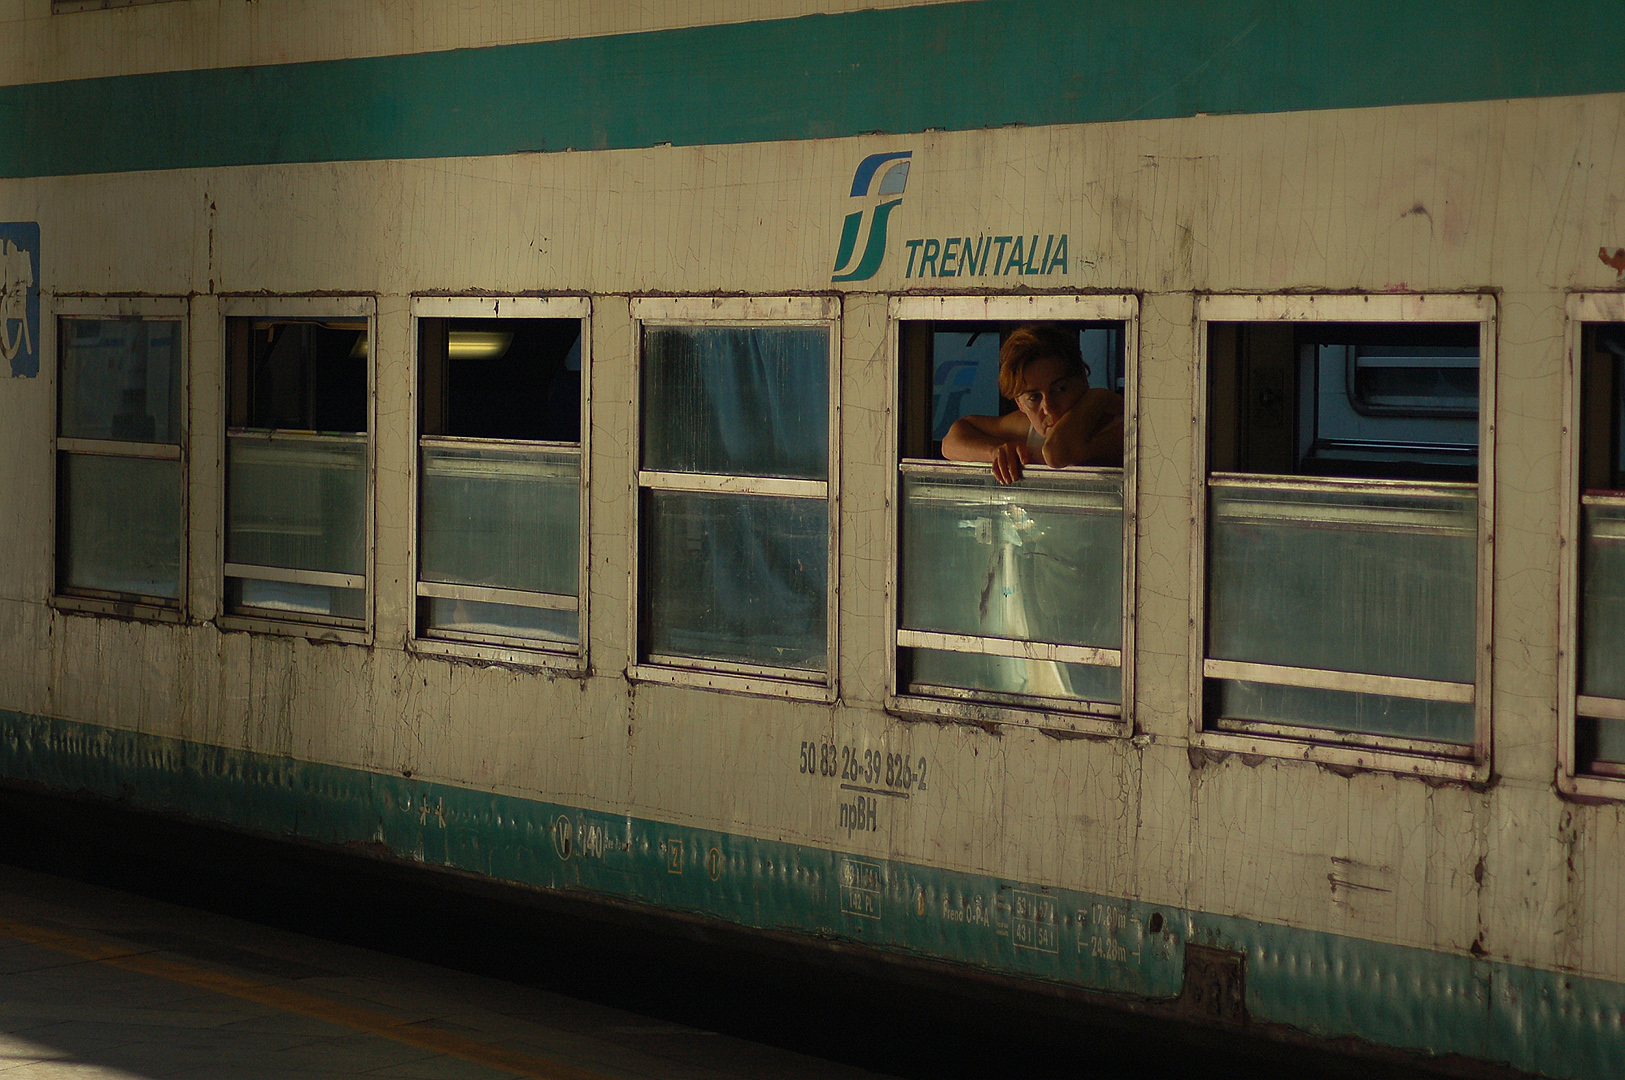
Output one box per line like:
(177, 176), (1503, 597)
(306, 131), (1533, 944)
(991, 440), (1034, 485)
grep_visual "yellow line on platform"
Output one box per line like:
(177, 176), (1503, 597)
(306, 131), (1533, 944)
(0, 916), (614, 1080)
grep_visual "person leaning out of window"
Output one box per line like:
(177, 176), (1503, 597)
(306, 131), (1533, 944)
(942, 323), (1124, 484)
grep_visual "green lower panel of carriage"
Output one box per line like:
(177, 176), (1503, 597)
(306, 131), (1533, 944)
(0, 708), (1617, 1079)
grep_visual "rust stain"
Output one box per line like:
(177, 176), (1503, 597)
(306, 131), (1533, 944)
(1599, 246), (1625, 279)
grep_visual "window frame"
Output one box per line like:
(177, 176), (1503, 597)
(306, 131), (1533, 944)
(1191, 292), (1496, 781)
(217, 294), (376, 644)
(407, 295), (591, 672)
(885, 294), (1139, 737)
(627, 295), (841, 703)
(1558, 291), (1625, 797)
(51, 295), (190, 622)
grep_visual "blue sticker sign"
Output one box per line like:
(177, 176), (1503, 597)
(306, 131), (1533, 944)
(1, 222), (39, 378)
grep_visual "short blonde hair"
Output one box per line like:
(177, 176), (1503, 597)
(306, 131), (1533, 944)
(997, 324), (1088, 400)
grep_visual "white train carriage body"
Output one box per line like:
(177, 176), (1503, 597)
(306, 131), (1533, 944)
(3, 1), (1625, 1073)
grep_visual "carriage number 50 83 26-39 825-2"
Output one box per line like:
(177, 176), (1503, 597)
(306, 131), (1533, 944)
(798, 742), (928, 792)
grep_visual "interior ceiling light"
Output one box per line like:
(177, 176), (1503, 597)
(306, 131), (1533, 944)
(448, 331), (513, 360)
(346, 330), (510, 361)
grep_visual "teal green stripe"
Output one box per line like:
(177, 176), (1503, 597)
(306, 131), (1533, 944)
(6, 0), (1625, 178)
(1, 706), (1622, 1078)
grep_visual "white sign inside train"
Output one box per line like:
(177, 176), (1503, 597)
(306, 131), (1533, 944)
(830, 152), (1070, 283)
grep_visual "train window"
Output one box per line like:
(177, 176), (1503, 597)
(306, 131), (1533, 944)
(631, 297), (837, 697)
(222, 298), (373, 631)
(1199, 295), (1494, 774)
(1570, 317), (1625, 778)
(53, 299), (187, 617)
(412, 297), (588, 659)
(889, 296), (1135, 730)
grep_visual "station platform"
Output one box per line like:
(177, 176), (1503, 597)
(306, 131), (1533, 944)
(0, 861), (884, 1080)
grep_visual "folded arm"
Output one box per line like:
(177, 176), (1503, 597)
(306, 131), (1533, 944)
(1038, 389), (1124, 468)
(942, 411), (1034, 484)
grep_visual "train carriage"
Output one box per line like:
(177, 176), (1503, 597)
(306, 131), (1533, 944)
(4, 2), (1625, 1075)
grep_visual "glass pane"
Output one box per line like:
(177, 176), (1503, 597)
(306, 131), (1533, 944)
(422, 598), (577, 645)
(59, 318), (182, 443)
(420, 446), (578, 596)
(901, 470), (1122, 649)
(905, 647), (1119, 704)
(226, 433), (365, 575)
(58, 453), (181, 599)
(1209, 483), (1476, 684)
(643, 491), (826, 670)
(1581, 502), (1625, 701)
(642, 326), (828, 478)
(1212, 680), (1474, 744)
(1578, 716), (1625, 769)
(228, 578), (364, 621)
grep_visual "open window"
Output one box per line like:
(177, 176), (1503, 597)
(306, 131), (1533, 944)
(1197, 295), (1494, 777)
(412, 296), (588, 660)
(222, 297), (372, 634)
(1561, 296), (1625, 791)
(630, 297), (837, 700)
(889, 295), (1135, 732)
(54, 298), (187, 618)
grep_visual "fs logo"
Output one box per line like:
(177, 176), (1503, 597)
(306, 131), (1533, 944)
(831, 151), (911, 283)
(0, 222), (39, 378)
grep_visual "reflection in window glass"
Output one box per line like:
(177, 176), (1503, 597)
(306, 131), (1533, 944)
(1207, 485), (1476, 684)
(1209, 681), (1473, 744)
(422, 598), (577, 645)
(901, 471), (1121, 649)
(56, 316), (185, 606)
(58, 454), (181, 598)
(642, 327), (828, 479)
(905, 648), (1120, 707)
(226, 434), (366, 575)
(59, 319), (182, 443)
(643, 491), (827, 670)
(420, 447), (578, 596)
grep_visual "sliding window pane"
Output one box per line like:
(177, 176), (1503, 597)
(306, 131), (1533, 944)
(900, 470), (1121, 648)
(642, 327), (828, 479)
(226, 433), (365, 575)
(229, 579), (365, 621)
(1208, 484), (1476, 684)
(643, 490), (826, 669)
(1210, 680), (1473, 744)
(422, 598), (577, 644)
(420, 446), (578, 596)
(904, 647), (1120, 704)
(1581, 503), (1625, 700)
(58, 453), (181, 598)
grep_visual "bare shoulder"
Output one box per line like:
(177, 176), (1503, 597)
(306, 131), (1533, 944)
(1075, 388), (1124, 423)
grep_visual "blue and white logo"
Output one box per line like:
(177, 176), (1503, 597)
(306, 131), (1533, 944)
(831, 151), (911, 283)
(0, 222), (39, 378)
